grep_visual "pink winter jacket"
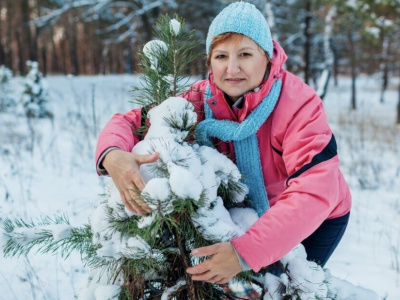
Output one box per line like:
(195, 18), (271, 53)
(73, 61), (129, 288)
(95, 41), (351, 272)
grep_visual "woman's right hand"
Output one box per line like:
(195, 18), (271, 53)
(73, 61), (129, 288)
(102, 149), (160, 216)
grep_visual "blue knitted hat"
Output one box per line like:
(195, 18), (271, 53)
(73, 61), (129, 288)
(206, 2), (273, 59)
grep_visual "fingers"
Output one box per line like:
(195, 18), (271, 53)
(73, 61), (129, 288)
(187, 263), (214, 282)
(130, 152), (158, 191)
(187, 242), (242, 284)
(128, 199), (150, 216)
(191, 244), (219, 257)
(136, 152), (160, 165)
(131, 171), (146, 191)
(103, 150), (160, 215)
(209, 275), (228, 284)
(215, 278), (229, 284)
(187, 263), (228, 284)
(120, 192), (137, 214)
(123, 189), (151, 216)
(186, 261), (210, 275)
(123, 152), (159, 215)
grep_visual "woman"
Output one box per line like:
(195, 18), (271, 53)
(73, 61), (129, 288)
(95, 2), (351, 285)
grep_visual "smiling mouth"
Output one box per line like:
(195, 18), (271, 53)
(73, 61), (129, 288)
(225, 78), (244, 83)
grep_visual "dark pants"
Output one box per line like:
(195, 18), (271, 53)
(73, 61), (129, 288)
(301, 212), (350, 267)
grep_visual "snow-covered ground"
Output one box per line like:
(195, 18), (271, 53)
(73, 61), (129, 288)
(0, 74), (399, 299)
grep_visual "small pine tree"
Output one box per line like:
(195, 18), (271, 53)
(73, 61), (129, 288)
(21, 61), (53, 119)
(1, 15), (255, 300)
(0, 65), (16, 112)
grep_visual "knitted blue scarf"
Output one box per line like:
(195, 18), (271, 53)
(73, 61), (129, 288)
(195, 79), (282, 216)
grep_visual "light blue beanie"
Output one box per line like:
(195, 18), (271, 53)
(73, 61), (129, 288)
(206, 2), (273, 59)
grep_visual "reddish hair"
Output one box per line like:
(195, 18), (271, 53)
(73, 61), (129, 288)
(206, 32), (269, 67)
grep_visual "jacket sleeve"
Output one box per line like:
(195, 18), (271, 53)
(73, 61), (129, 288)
(231, 77), (349, 272)
(95, 108), (142, 175)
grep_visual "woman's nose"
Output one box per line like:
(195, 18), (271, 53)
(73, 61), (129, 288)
(226, 58), (240, 74)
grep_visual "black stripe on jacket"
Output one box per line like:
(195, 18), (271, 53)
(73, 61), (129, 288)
(286, 134), (337, 186)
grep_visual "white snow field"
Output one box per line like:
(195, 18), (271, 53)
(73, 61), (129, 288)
(0, 74), (399, 299)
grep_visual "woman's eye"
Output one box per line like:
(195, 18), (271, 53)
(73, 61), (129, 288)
(240, 52), (251, 57)
(215, 54), (226, 59)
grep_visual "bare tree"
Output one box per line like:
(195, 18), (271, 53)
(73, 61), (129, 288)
(397, 72), (400, 124)
(0, 0), (5, 66)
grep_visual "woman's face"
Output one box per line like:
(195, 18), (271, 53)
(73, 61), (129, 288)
(210, 35), (269, 103)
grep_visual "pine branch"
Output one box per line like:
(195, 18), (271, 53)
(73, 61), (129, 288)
(104, 204), (141, 237)
(217, 174), (247, 209)
(131, 14), (201, 137)
(1, 215), (96, 263)
(163, 105), (197, 134)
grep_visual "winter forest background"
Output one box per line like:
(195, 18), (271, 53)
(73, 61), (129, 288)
(0, 0), (400, 299)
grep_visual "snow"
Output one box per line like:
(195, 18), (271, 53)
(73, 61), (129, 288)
(143, 40), (168, 70)
(121, 236), (152, 259)
(169, 18), (181, 36)
(8, 224), (73, 245)
(145, 96), (197, 142)
(229, 207), (259, 232)
(77, 269), (124, 300)
(264, 244), (379, 299)
(161, 279), (185, 300)
(51, 224), (73, 242)
(193, 197), (243, 241)
(168, 161), (203, 201)
(0, 74), (399, 299)
(93, 285), (120, 300)
(10, 227), (48, 245)
(142, 178), (172, 208)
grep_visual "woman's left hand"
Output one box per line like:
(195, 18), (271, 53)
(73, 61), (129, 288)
(186, 242), (242, 284)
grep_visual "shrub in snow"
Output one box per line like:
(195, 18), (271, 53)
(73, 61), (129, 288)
(0, 65), (17, 112)
(21, 61), (53, 119)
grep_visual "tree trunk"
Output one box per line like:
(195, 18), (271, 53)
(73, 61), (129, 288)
(397, 69), (400, 124)
(16, 29), (25, 75)
(41, 45), (47, 76)
(5, 0), (13, 70)
(333, 44), (339, 87)
(265, 0), (278, 42)
(351, 70), (357, 110)
(348, 32), (357, 110)
(30, 3), (42, 63)
(69, 14), (79, 75)
(50, 28), (60, 73)
(61, 38), (68, 74)
(380, 63), (388, 103)
(0, 0), (5, 66)
(101, 45), (109, 75)
(303, 0), (312, 85)
(141, 13), (153, 43)
(318, 6), (336, 100)
(31, 34), (39, 62)
(380, 35), (389, 103)
(21, 0), (32, 67)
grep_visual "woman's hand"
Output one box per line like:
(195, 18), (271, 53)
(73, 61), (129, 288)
(186, 242), (242, 284)
(102, 149), (159, 216)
